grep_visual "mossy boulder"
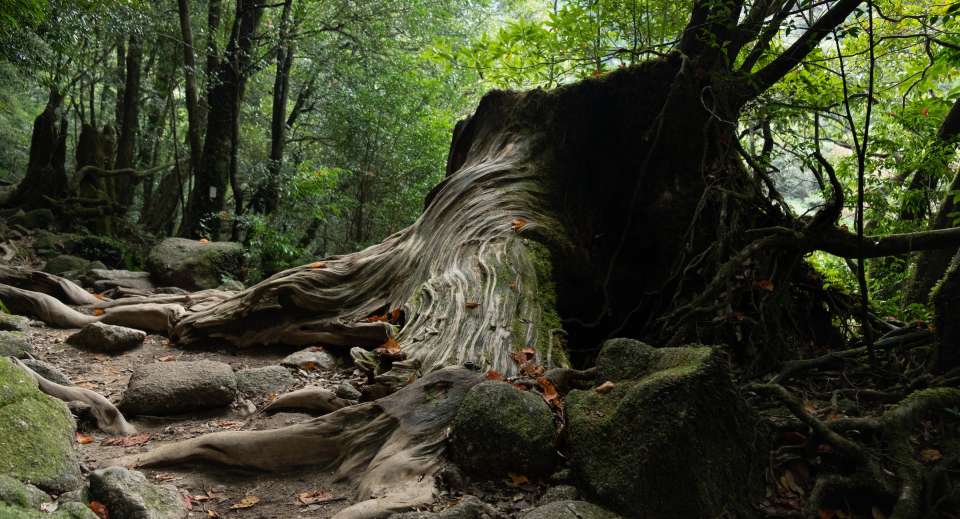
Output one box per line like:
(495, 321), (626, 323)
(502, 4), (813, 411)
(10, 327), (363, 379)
(43, 255), (91, 276)
(63, 235), (138, 270)
(567, 339), (763, 518)
(449, 381), (557, 478)
(0, 474), (49, 509)
(146, 238), (245, 290)
(0, 357), (82, 493)
(0, 500), (98, 519)
(88, 467), (187, 519)
(0, 331), (32, 358)
(0, 314), (30, 332)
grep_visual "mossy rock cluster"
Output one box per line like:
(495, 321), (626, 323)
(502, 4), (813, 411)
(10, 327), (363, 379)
(0, 475), (96, 519)
(146, 238), (245, 290)
(567, 339), (763, 518)
(449, 380), (557, 478)
(0, 357), (82, 493)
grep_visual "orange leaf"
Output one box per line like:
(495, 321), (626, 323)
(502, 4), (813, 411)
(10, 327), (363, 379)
(76, 432), (94, 444)
(93, 308), (105, 316)
(297, 490), (336, 505)
(919, 448), (942, 463)
(301, 361), (319, 371)
(594, 381), (615, 394)
(378, 336), (401, 353)
(511, 218), (528, 232)
(755, 279), (774, 291)
(389, 308), (402, 323)
(465, 301), (480, 309)
(363, 314), (388, 322)
(485, 370), (503, 381)
(307, 261), (327, 269)
(89, 501), (109, 519)
(819, 509), (837, 519)
(230, 496), (260, 509)
(537, 377), (561, 408)
(507, 473), (529, 486)
(198, 238), (209, 244)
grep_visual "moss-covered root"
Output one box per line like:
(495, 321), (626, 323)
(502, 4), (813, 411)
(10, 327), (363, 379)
(13, 357), (136, 435)
(756, 384), (960, 519)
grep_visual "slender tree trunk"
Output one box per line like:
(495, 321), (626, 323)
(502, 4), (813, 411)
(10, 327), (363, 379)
(114, 34), (143, 211)
(181, 0), (264, 239)
(176, 0), (204, 207)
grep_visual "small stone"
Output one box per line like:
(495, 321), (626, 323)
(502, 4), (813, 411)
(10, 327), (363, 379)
(0, 331), (32, 358)
(21, 359), (72, 386)
(67, 322), (146, 353)
(0, 314), (30, 332)
(119, 360), (237, 416)
(523, 501), (622, 519)
(540, 485), (579, 504)
(335, 381), (362, 400)
(281, 347), (338, 371)
(88, 467), (187, 519)
(236, 366), (295, 397)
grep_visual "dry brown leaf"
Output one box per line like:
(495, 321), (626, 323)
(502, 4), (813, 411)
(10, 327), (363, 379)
(594, 381), (615, 394)
(389, 308), (402, 323)
(377, 336), (401, 354)
(537, 377), (561, 408)
(511, 218), (528, 232)
(76, 432), (94, 445)
(755, 279), (775, 291)
(919, 448), (943, 463)
(307, 261), (327, 269)
(89, 501), (109, 519)
(465, 301), (480, 309)
(230, 496), (260, 509)
(301, 361), (319, 371)
(297, 490), (336, 505)
(507, 473), (529, 486)
(93, 308), (105, 316)
(485, 370), (503, 381)
(102, 433), (151, 448)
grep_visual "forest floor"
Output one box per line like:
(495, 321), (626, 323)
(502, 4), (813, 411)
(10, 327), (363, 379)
(21, 323), (551, 518)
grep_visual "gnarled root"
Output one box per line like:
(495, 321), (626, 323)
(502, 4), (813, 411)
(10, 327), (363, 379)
(261, 386), (353, 415)
(115, 368), (484, 519)
(0, 265), (100, 305)
(13, 357), (136, 435)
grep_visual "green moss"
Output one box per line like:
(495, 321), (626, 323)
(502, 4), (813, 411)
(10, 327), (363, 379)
(0, 502), (97, 519)
(524, 240), (568, 367)
(0, 358), (81, 493)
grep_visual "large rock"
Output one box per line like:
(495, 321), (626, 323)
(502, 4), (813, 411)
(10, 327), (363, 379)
(0, 474), (97, 519)
(67, 322), (146, 353)
(449, 381), (556, 478)
(146, 238), (244, 290)
(43, 255), (91, 276)
(566, 339), (762, 518)
(281, 347), (338, 371)
(0, 331), (32, 358)
(0, 314), (30, 332)
(0, 357), (82, 493)
(119, 360), (237, 416)
(523, 501), (622, 519)
(88, 467), (187, 519)
(235, 365), (295, 397)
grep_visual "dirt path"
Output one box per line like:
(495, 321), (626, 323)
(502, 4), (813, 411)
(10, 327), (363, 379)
(24, 323), (544, 518)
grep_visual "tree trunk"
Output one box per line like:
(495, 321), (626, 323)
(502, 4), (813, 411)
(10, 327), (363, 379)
(180, 0), (264, 239)
(113, 34), (143, 211)
(4, 89), (69, 209)
(933, 249), (960, 371)
(176, 0), (204, 215)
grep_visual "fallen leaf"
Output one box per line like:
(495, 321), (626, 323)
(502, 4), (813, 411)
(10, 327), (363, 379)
(819, 509), (836, 519)
(301, 361), (319, 371)
(307, 261), (327, 269)
(89, 501), (109, 519)
(297, 490), (335, 505)
(207, 510), (221, 518)
(594, 381), (615, 394)
(76, 432), (94, 444)
(511, 218), (528, 232)
(198, 238), (209, 244)
(507, 473), (529, 486)
(93, 308), (105, 316)
(377, 336), (401, 354)
(230, 496), (260, 509)
(465, 301), (480, 309)
(157, 355), (176, 362)
(537, 377), (561, 408)
(363, 314), (388, 322)
(485, 370), (503, 381)
(919, 448), (942, 463)
(755, 279), (775, 291)
(388, 308), (402, 323)
(102, 433), (151, 448)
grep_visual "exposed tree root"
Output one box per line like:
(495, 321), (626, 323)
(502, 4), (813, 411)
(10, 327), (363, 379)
(750, 383), (960, 519)
(12, 357), (136, 435)
(114, 368), (484, 519)
(261, 386), (353, 415)
(0, 265), (100, 306)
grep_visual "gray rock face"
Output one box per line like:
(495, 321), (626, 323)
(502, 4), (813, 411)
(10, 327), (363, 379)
(21, 359), (72, 386)
(85, 269), (155, 291)
(67, 322), (146, 353)
(523, 501), (622, 519)
(281, 347), (338, 371)
(0, 474), (50, 508)
(539, 485), (579, 504)
(0, 314), (30, 332)
(89, 467), (187, 519)
(449, 381), (557, 478)
(236, 366), (295, 397)
(119, 360), (237, 416)
(335, 381), (362, 400)
(43, 255), (91, 275)
(146, 238), (245, 290)
(566, 339), (763, 519)
(0, 331), (32, 358)
(389, 496), (499, 519)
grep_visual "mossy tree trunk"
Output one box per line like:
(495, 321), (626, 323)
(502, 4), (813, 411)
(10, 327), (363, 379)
(3, 89), (69, 209)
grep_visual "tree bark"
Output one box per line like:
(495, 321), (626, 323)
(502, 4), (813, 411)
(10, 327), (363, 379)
(4, 89), (69, 209)
(113, 34), (143, 211)
(176, 0), (204, 216)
